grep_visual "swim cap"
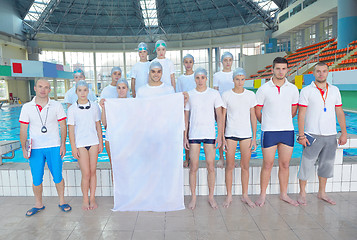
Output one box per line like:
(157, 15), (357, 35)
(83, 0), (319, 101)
(116, 78), (129, 88)
(73, 68), (85, 76)
(149, 61), (163, 70)
(154, 39), (167, 52)
(194, 68), (207, 78)
(111, 67), (122, 76)
(137, 42), (148, 51)
(233, 68), (246, 78)
(75, 80), (88, 90)
(183, 54), (194, 63)
(221, 52), (233, 62)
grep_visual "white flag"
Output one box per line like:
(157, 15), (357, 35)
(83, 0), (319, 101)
(106, 93), (185, 212)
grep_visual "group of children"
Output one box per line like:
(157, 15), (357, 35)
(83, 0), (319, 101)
(62, 40), (347, 211)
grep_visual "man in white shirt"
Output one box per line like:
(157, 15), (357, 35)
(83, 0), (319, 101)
(131, 42), (150, 98)
(64, 69), (97, 108)
(255, 57), (299, 207)
(184, 68), (224, 210)
(19, 79), (71, 216)
(297, 62), (347, 205)
(136, 61), (175, 98)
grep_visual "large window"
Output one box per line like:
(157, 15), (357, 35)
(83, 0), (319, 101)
(309, 25), (316, 45)
(242, 42), (262, 56)
(65, 52), (95, 91)
(165, 50), (181, 79)
(95, 52), (124, 94)
(39, 51), (64, 64)
(324, 17), (333, 40)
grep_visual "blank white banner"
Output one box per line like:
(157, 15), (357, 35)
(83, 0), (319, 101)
(106, 93), (185, 212)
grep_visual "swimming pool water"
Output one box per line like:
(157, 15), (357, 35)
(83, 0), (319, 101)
(1, 105), (356, 163)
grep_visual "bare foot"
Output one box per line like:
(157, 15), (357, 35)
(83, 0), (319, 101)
(280, 194), (299, 206)
(317, 193), (336, 205)
(216, 158), (224, 168)
(183, 159), (189, 168)
(241, 195), (255, 208)
(188, 197), (196, 210)
(208, 197), (218, 209)
(255, 194), (266, 207)
(223, 195), (233, 208)
(82, 199), (90, 210)
(89, 200), (98, 210)
(297, 193), (307, 206)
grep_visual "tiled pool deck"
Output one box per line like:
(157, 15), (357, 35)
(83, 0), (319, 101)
(0, 193), (356, 240)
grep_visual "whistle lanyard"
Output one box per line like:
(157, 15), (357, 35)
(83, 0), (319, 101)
(315, 82), (328, 112)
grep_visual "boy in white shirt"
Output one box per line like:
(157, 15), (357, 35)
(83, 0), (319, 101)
(64, 69), (97, 108)
(255, 57), (299, 207)
(176, 54), (196, 168)
(131, 42), (150, 98)
(68, 80), (103, 210)
(100, 67), (123, 99)
(214, 52), (234, 169)
(152, 39), (176, 90)
(184, 68), (224, 210)
(221, 68), (257, 208)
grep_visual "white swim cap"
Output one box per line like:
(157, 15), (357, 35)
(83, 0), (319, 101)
(149, 61), (163, 70)
(221, 52), (233, 62)
(111, 67), (122, 75)
(117, 78), (129, 88)
(183, 54), (194, 63)
(233, 68), (246, 78)
(75, 80), (88, 90)
(194, 67), (207, 78)
(73, 68), (85, 77)
(154, 39), (167, 52)
(137, 42), (148, 51)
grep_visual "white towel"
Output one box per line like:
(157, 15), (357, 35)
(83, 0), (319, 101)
(106, 93), (185, 212)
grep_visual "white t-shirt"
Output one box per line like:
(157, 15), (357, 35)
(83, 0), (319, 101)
(213, 71), (234, 95)
(152, 58), (175, 87)
(130, 61), (150, 92)
(184, 88), (223, 139)
(136, 83), (175, 98)
(64, 86), (97, 105)
(222, 89), (257, 138)
(299, 82), (342, 136)
(67, 101), (101, 148)
(100, 85), (118, 99)
(19, 97), (66, 149)
(176, 73), (195, 93)
(256, 78), (299, 131)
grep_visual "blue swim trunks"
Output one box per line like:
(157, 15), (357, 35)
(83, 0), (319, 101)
(29, 146), (63, 186)
(261, 130), (294, 148)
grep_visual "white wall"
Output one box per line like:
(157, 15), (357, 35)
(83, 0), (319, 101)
(242, 52), (287, 77)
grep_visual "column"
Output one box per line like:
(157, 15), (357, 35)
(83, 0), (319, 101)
(337, 0), (357, 49)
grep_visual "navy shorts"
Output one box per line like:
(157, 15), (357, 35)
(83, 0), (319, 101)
(225, 136), (251, 142)
(261, 130), (294, 148)
(189, 139), (215, 144)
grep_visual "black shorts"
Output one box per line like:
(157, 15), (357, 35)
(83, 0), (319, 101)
(225, 136), (251, 142)
(189, 139), (215, 144)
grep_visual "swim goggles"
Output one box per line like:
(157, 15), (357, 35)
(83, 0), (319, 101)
(77, 100), (91, 110)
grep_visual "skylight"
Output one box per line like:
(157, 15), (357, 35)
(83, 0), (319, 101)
(24, 0), (51, 21)
(252, 0), (279, 12)
(140, 0), (159, 28)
